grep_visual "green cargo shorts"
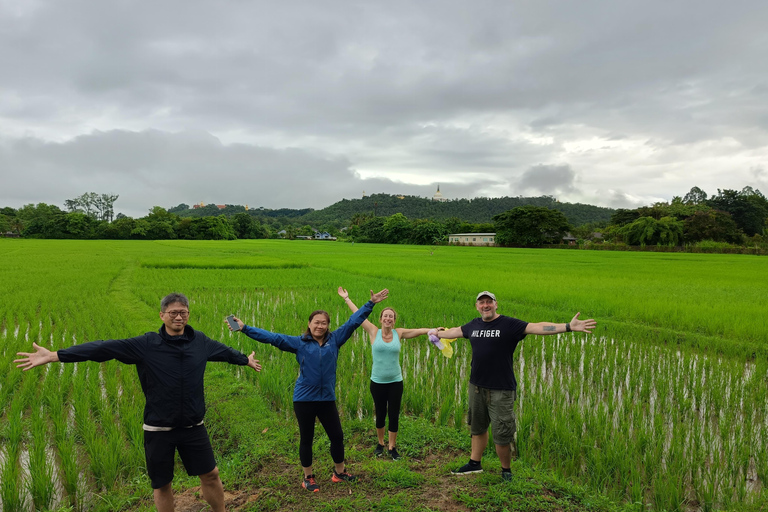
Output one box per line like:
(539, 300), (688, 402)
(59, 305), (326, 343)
(467, 384), (517, 446)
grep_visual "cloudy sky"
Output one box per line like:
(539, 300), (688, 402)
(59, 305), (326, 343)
(2, 0), (767, 218)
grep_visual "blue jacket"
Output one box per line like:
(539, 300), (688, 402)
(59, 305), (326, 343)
(58, 325), (249, 428)
(241, 300), (374, 402)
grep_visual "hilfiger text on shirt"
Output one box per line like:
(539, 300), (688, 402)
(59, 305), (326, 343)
(471, 330), (501, 338)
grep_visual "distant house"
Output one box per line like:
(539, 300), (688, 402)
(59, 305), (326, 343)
(448, 233), (496, 246)
(314, 232), (336, 240)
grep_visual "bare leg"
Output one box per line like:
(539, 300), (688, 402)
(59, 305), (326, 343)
(376, 427), (386, 446)
(303, 466), (314, 478)
(470, 432), (489, 462)
(334, 461), (346, 474)
(199, 467), (225, 512)
(153, 483), (174, 512)
(388, 431), (398, 451)
(495, 443), (512, 469)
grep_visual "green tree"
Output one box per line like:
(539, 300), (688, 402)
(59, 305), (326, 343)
(707, 188), (768, 236)
(382, 213), (413, 244)
(610, 208), (641, 226)
(684, 210), (743, 244)
(356, 217), (386, 243)
(144, 207), (178, 239)
(410, 219), (446, 245)
(231, 212), (267, 239)
(493, 206), (570, 247)
(18, 203), (67, 238)
(619, 216), (684, 246)
(683, 186), (708, 205)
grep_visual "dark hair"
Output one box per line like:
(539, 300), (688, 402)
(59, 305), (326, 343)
(161, 293), (189, 311)
(304, 310), (331, 341)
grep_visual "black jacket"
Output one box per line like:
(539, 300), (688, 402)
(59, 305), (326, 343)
(58, 325), (249, 428)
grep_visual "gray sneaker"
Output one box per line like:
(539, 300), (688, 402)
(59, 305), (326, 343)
(451, 461), (483, 475)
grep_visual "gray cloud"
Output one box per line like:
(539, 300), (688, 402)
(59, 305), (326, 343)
(2, 0), (768, 215)
(518, 164), (578, 196)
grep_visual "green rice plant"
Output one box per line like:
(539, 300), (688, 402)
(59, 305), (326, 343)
(28, 407), (56, 511)
(0, 446), (26, 512)
(57, 432), (82, 509)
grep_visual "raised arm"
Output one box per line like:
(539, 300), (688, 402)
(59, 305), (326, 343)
(338, 286), (378, 341)
(15, 343), (60, 371)
(524, 312), (596, 335)
(332, 289), (389, 346)
(230, 316), (302, 354)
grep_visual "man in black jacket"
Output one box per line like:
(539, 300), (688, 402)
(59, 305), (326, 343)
(15, 292), (261, 512)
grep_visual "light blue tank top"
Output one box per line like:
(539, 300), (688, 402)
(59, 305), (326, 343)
(370, 329), (403, 384)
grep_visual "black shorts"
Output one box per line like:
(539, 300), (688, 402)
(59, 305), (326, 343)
(143, 424), (216, 489)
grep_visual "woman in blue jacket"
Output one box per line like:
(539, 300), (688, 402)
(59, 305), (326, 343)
(230, 288), (389, 493)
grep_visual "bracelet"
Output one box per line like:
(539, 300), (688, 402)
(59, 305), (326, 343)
(565, 323), (572, 332)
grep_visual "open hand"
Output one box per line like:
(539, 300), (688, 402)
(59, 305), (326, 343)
(570, 313), (596, 333)
(15, 343), (58, 371)
(247, 351), (262, 372)
(337, 287), (349, 300)
(370, 288), (389, 303)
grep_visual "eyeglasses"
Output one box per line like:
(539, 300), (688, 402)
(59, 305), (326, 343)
(163, 310), (189, 318)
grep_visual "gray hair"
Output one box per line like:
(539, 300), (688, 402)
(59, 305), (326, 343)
(161, 293), (189, 311)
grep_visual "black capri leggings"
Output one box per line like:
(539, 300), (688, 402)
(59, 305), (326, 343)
(293, 401), (345, 468)
(369, 380), (404, 432)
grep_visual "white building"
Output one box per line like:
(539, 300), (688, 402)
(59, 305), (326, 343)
(432, 185), (448, 202)
(448, 233), (496, 246)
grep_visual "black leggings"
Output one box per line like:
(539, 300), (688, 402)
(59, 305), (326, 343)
(370, 380), (404, 432)
(293, 401), (344, 468)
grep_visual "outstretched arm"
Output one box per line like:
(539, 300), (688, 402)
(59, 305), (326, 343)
(15, 343), (60, 371)
(338, 287), (378, 341)
(431, 327), (463, 339)
(229, 316), (302, 354)
(397, 327), (443, 340)
(525, 312), (596, 335)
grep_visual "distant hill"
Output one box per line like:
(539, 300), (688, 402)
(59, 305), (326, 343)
(172, 194), (615, 227)
(301, 194), (614, 226)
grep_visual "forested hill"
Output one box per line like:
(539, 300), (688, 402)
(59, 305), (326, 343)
(300, 194), (615, 226)
(171, 194), (615, 227)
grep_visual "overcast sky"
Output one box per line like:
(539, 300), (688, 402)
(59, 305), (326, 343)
(2, 0), (767, 218)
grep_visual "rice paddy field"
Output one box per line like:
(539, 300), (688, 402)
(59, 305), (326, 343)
(0, 239), (766, 512)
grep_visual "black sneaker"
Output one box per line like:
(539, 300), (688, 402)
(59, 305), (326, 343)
(501, 470), (512, 482)
(374, 443), (385, 457)
(451, 461), (483, 475)
(332, 470), (357, 483)
(389, 447), (401, 460)
(302, 474), (319, 492)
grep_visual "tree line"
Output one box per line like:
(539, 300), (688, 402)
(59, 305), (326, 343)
(2, 187), (766, 251)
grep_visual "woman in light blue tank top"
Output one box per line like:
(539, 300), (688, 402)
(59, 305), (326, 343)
(338, 286), (433, 460)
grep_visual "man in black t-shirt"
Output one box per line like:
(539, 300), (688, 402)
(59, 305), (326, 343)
(430, 291), (595, 481)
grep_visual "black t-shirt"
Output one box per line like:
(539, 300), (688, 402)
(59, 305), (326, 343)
(461, 315), (528, 391)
